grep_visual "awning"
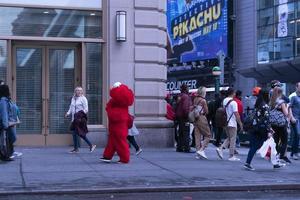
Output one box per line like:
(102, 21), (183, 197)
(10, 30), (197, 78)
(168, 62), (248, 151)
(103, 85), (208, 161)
(237, 58), (300, 83)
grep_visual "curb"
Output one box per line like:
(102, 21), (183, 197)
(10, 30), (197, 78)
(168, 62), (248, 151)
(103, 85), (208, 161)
(1, 184), (300, 196)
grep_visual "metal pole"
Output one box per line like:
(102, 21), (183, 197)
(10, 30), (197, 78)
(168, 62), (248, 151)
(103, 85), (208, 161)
(215, 76), (220, 95)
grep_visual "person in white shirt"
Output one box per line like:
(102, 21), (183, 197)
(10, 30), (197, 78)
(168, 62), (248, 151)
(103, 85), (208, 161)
(65, 87), (96, 153)
(216, 88), (243, 161)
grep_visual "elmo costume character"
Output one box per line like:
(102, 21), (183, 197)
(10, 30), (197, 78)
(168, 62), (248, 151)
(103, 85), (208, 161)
(100, 82), (134, 163)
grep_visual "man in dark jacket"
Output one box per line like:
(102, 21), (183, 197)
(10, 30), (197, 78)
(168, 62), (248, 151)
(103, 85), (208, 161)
(175, 84), (192, 152)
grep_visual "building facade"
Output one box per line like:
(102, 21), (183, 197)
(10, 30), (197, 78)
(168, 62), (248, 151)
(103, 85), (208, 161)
(236, 0), (300, 94)
(0, 0), (172, 147)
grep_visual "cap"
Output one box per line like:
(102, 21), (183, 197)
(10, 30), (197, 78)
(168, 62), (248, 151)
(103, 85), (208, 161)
(271, 81), (283, 88)
(252, 87), (261, 96)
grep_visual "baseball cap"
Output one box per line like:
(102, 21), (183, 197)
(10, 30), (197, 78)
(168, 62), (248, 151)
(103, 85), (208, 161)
(252, 87), (261, 96)
(271, 80), (283, 88)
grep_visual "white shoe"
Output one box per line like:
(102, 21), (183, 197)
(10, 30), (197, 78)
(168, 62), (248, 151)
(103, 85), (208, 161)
(197, 150), (208, 159)
(228, 156), (240, 161)
(13, 152), (23, 157)
(136, 148), (143, 156)
(216, 148), (223, 159)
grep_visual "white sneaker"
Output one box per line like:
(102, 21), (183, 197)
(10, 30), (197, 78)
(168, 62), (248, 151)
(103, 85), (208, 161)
(228, 156), (240, 161)
(216, 148), (223, 159)
(197, 150), (208, 159)
(136, 148), (143, 156)
(13, 152), (23, 157)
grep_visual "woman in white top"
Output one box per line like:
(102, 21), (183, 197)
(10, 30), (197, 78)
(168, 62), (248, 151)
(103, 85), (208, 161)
(65, 87), (96, 153)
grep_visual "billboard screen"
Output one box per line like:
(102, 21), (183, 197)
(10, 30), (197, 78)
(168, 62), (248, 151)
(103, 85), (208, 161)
(167, 0), (228, 64)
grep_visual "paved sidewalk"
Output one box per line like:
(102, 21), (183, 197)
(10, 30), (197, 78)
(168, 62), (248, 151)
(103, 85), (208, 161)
(1, 145), (300, 194)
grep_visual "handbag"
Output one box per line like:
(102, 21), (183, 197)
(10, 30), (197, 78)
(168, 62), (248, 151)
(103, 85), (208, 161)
(269, 107), (287, 127)
(189, 100), (204, 123)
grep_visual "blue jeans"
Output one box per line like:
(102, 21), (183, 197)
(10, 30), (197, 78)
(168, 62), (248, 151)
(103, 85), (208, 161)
(246, 130), (267, 165)
(291, 120), (300, 155)
(72, 130), (92, 150)
(7, 127), (17, 144)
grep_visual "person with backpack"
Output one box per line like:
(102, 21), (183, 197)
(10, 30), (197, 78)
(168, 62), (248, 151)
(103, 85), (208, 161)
(244, 89), (284, 170)
(193, 86), (211, 159)
(0, 84), (13, 161)
(216, 87), (243, 161)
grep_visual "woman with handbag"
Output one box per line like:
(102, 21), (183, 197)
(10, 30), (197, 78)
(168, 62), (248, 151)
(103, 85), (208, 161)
(269, 87), (291, 164)
(65, 87), (96, 153)
(193, 87), (211, 159)
(244, 89), (283, 170)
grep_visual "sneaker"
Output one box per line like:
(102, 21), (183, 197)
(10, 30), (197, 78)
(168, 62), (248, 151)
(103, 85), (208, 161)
(69, 149), (79, 153)
(90, 145), (96, 153)
(228, 156), (240, 161)
(244, 163), (255, 171)
(9, 155), (15, 159)
(136, 148), (143, 156)
(13, 152), (23, 157)
(281, 157), (292, 164)
(99, 157), (111, 163)
(195, 155), (200, 159)
(216, 148), (223, 159)
(291, 154), (299, 160)
(273, 164), (283, 169)
(196, 150), (208, 159)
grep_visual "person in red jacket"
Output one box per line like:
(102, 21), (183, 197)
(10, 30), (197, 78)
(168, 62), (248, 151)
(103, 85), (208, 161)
(100, 82), (134, 164)
(175, 84), (192, 152)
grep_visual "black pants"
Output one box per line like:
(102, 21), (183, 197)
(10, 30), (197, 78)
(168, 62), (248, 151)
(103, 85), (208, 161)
(213, 125), (224, 147)
(291, 122), (299, 155)
(272, 125), (288, 158)
(177, 118), (190, 151)
(127, 136), (140, 151)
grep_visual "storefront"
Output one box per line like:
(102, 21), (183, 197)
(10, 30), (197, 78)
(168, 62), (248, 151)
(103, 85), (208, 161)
(0, 0), (172, 147)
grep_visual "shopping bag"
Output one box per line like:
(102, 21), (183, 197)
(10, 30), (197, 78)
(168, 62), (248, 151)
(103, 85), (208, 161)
(128, 123), (139, 136)
(257, 137), (278, 164)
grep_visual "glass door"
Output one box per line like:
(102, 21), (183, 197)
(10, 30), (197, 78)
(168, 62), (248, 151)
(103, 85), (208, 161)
(13, 44), (79, 146)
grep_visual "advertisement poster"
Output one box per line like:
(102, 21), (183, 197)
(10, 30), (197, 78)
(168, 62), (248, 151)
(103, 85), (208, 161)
(167, 0), (228, 64)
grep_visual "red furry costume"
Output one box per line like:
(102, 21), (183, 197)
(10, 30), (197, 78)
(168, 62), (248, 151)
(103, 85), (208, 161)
(102, 82), (134, 163)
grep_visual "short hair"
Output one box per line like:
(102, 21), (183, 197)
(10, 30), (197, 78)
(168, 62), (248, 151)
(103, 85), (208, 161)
(227, 87), (235, 96)
(236, 90), (242, 97)
(0, 84), (10, 98)
(180, 84), (188, 93)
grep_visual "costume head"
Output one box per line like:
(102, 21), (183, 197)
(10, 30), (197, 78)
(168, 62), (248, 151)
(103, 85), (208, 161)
(110, 82), (134, 107)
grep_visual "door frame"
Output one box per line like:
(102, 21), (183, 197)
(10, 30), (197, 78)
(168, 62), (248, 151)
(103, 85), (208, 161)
(11, 41), (82, 146)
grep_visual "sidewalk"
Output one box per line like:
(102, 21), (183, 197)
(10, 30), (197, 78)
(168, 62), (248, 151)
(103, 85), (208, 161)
(1, 145), (300, 195)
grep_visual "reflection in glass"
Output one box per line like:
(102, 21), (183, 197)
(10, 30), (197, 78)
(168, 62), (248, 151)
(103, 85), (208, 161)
(258, 0), (274, 10)
(258, 8), (274, 27)
(258, 25), (274, 44)
(0, 7), (101, 38)
(86, 43), (102, 124)
(258, 42), (274, 64)
(16, 48), (42, 134)
(274, 37), (294, 60)
(0, 40), (7, 82)
(49, 49), (75, 134)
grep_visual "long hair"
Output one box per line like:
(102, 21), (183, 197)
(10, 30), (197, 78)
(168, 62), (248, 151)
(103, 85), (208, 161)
(269, 87), (283, 109)
(0, 84), (10, 98)
(197, 86), (206, 98)
(255, 89), (269, 109)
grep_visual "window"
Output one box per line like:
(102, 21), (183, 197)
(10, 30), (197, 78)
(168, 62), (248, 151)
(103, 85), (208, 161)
(258, 8), (274, 26)
(0, 40), (7, 82)
(0, 7), (102, 38)
(257, 0), (274, 10)
(258, 25), (274, 43)
(258, 42), (274, 63)
(274, 37), (295, 60)
(275, 2), (295, 23)
(86, 43), (102, 124)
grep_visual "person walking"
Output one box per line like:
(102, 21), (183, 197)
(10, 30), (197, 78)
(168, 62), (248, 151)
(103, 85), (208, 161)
(234, 90), (244, 148)
(244, 89), (283, 170)
(269, 87), (291, 164)
(175, 84), (193, 153)
(289, 82), (300, 160)
(65, 87), (96, 153)
(127, 123), (142, 156)
(193, 87), (211, 159)
(216, 88), (243, 161)
(0, 85), (13, 161)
